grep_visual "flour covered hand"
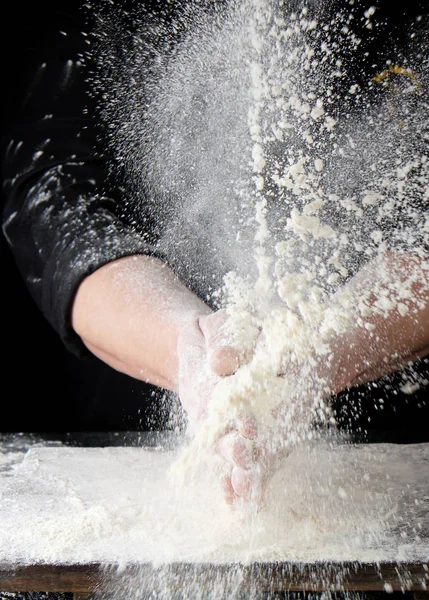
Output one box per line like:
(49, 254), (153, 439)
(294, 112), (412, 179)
(177, 308), (286, 508)
(177, 309), (243, 428)
(177, 309), (270, 503)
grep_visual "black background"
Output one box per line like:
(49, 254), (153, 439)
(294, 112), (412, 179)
(1, 0), (428, 439)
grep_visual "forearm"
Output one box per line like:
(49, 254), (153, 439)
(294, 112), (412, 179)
(326, 252), (429, 394)
(71, 254), (212, 390)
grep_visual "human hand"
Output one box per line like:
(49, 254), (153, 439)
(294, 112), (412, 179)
(215, 415), (291, 509)
(176, 309), (242, 428)
(178, 308), (292, 509)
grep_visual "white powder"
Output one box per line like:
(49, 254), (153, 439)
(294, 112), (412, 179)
(91, 1), (429, 584)
(165, 0), (428, 475)
(1, 440), (428, 567)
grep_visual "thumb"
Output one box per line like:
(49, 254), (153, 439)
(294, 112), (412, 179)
(210, 346), (241, 377)
(198, 311), (241, 376)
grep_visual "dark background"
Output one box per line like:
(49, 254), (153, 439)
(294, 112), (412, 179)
(1, 0), (428, 439)
(1, 3), (86, 432)
(0, 1), (160, 432)
(1, 1), (173, 434)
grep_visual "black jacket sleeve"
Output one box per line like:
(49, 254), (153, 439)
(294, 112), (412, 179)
(1, 3), (157, 358)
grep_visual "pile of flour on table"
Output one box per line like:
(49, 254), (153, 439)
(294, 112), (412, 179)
(0, 438), (428, 567)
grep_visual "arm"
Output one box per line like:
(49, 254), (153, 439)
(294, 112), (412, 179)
(326, 252), (429, 395)
(71, 254), (244, 424)
(1, 4), (240, 425)
(71, 254), (212, 391)
(219, 252), (429, 507)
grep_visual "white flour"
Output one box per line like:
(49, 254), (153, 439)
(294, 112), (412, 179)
(163, 0), (429, 491)
(63, 0), (429, 594)
(0, 440), (428, 567)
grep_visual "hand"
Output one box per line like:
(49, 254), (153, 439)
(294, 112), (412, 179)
(178, 308), (291, 508)
(177, 309), (242, 428)
(177, 309), (276, 507)
(71, 255), (214, 390)
(215, 414), (290, 509)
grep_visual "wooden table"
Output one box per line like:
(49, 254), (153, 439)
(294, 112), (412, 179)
(1, 433), (427, 598)
(0, 561), (428, 598)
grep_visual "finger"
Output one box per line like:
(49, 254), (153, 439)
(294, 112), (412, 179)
(208, 420), (235, 447)
(199, 311), (246, 377)
(198, 311), (230, 356)
(178, 378), (210, 424)
(209, 346), (241, 376)
(216, 431), (253, 469)
(200, 311), (240, 366)
(220, 474), (236, 505)
(231, 466), (254, 500)
(190, 403), (208, 424)
(237, 413), (258, 440)
(198, 309), (229, 345)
